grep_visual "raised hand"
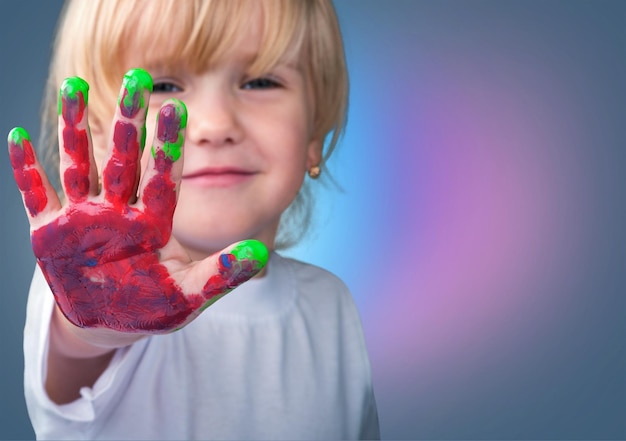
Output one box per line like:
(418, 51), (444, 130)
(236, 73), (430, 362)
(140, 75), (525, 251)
(8, 69), (268, 333)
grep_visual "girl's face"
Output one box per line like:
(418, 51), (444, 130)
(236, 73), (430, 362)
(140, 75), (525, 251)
(113, 15), (320, 260)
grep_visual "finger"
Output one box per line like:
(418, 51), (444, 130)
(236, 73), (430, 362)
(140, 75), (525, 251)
(102, 68), (152, 206)
(167, 239), (269, 325)
(200, 240), (270, 303)
(137, 98), (187, 223)
(58, 76), (98, 203)
(8, 127), (61, 220)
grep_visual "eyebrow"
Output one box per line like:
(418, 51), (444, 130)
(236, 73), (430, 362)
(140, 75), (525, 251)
(138, 48), (303, 78)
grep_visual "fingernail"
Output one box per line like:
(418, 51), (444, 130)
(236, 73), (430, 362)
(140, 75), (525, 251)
(58, 76), (89, 121)
(8, 126), (30, 147)
(201, 241), (269, 304)
(119, 68), (153, 118)
(8, 127), (34, 168)
(224, 240), (269, 270)
(154, 99), (187, 162)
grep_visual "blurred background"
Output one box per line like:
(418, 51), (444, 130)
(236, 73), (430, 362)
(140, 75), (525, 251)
(1, 0), (624, 439)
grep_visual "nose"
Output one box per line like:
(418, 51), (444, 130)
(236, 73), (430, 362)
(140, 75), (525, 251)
(184, 82), (243, 148)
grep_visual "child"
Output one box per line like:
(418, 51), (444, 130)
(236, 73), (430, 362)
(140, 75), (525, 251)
(8, 0), (379, 439)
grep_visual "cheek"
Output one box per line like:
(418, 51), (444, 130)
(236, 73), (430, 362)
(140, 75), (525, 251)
(142, 108), (159, 169)
(140, 147), (151, 177)
(263, 108), (312, 167)
(281, 131), (311, 175)
(145, 107), (159, 147)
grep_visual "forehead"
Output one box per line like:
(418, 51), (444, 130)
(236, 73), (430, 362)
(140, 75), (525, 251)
(121, 0), (303, 75)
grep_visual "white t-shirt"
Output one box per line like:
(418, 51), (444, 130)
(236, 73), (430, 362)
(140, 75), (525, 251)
(24, 252), (379, 440)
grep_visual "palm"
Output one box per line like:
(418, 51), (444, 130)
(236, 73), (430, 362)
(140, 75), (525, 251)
(31, 201), (260, 332)
(8, 70), (267, 333)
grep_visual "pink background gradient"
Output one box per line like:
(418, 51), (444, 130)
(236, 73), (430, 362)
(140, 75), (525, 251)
(286, 1), (625, 438)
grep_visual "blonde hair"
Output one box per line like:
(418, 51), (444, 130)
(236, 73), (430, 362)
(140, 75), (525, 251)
(40, 0), (348, 248)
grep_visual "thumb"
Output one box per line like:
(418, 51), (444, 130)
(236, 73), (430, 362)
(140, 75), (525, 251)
(203, 239), (269, 300)
(179, 240), (269, 315)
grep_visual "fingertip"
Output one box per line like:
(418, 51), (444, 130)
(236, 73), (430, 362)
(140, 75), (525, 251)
(125, 68), (153, 92)
(60, 76), (89, 95)
(155, 99), (187, 162)
(229, 240), (270, 270)
(8, 127), (36, 169)
(201, 240), (270, 301)
(119, 68), (153, 118)
(58, 76), (89, 116)
(8, 126), (30, 145)
(217, 240), (269, 281)
(166, 98), (187, 128)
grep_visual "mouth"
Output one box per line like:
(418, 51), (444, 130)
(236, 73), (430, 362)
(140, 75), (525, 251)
(182, 167), (256, 187)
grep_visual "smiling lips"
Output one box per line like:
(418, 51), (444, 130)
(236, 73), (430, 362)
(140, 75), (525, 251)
(182, 167), (256, 187)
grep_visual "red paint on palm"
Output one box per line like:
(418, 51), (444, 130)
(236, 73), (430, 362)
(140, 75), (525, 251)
(31, 155), (257, 332)
(31, 202), (200, 331)
(29, 98), (261, 333)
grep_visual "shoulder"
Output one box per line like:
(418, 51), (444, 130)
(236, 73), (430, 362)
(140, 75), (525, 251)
(273, 253), (352, 304)
(272, 253), (362, 327)
(275, 253), (349, 291)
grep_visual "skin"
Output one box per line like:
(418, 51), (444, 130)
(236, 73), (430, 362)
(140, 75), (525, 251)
(8, 12), (319, 403)
(58, 77), (92, 202)
(8, 128), (47, 216)
(89, 15), (323, 261)
(9, 68), (268, 333)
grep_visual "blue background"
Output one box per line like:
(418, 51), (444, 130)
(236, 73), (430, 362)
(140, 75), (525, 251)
(1, 1), (624, 439)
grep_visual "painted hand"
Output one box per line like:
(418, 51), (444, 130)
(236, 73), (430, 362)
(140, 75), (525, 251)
(8, 69), (268, 333)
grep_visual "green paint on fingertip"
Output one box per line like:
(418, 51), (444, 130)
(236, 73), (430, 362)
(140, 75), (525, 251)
(160, 99), (187, 161)
(58, 76), (89, 115)
(127, 68), (153, 91)
(120, 68), (153, 113)
(8, 127), (31, 146)
(231, 240), (269, 268)
(162, 135), (183, 161)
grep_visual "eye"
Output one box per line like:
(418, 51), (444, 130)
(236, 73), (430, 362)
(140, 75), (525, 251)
(153, 81), (183, 93)
(241, 77), (282, 90)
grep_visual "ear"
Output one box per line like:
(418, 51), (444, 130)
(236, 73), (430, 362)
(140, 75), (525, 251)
(305, 138), (324, 171)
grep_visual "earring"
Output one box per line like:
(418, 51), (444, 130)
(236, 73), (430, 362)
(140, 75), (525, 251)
(308, 165), (321, 179)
